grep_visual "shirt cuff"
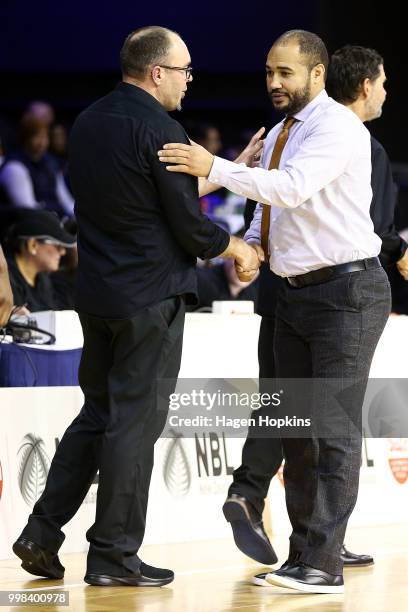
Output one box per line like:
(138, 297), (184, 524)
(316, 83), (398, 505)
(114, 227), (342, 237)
(244, 230), (261, 245)
(208, 156), (245, 186)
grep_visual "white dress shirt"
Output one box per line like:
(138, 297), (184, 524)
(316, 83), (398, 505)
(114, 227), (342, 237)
(208, 90), (381, 277)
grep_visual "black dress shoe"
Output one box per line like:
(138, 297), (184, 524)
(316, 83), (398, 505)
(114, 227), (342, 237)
(266, 562), (344, 594)
(252, 559), (296, 586)
(341, 544), (374, 567)
(13, 538), (65, 580)
(222, 494), (277, 565)
(84, 562), (174, 587)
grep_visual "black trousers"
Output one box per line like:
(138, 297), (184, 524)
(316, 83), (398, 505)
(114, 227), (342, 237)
(229, 268), (390, 574)
(229, 315), (284, 514)
(19, 296), (185, 576)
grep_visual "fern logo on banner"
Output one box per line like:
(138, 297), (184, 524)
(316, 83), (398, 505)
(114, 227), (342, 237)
(163, 431), (191, 497)
(17, 434), (50, 507)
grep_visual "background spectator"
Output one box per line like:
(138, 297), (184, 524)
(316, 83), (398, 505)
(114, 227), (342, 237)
(187, 122), (223, 155)
(49, 122), (72, 194)
(3, 210), (76, 312)
(25, 100), (55, 127)
(0, 115), (74, 218)
(194, 258), (259, 311)
(50, 218), (78, 310)
(0, 245), (13, 326)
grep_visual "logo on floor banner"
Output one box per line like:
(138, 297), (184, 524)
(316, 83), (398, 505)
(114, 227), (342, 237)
(17, 434), (50, 506)
(388, 439), (408, 484)
(163, 431), (191, 497)
(194, 432), (234, 478)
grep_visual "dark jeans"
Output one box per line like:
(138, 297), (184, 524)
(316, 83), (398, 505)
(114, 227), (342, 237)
(230, 268), (390, 574)
(19, 296), (185, 576)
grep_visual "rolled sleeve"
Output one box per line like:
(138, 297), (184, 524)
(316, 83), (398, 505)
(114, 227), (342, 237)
(244, 202), (262, 245)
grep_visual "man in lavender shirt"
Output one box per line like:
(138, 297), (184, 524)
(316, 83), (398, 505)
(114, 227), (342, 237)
(158, 30), (391, 594)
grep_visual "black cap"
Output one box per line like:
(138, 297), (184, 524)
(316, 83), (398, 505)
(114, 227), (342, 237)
(14, 210), (76, 248)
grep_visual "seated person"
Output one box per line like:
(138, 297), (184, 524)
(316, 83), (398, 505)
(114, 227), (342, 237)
(51, 218), (78, 310)
(4, 210), (76, 312)
(0, 244), (13, 326)
(25, 100), (55, 127)
(188, 122), (223, 156)
(195, 258), (259, 311)
(49, 122), (73, 193)
(0, 115), (74, 218)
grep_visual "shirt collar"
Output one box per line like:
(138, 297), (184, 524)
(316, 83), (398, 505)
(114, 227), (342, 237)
(115, 81), (168, 115)
(291, 89), (328, 123)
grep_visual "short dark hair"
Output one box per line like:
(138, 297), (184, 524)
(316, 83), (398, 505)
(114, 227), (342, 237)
(120, 26), (180, 79)
(3, 228), (26, 256)
(275, 30), (329, 74)
(326, 45), (383, 104)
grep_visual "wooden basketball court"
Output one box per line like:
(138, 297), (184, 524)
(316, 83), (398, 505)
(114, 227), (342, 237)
(1, 523), (406, 611)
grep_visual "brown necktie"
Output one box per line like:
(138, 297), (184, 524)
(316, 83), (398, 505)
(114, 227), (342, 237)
(261, 116), (297, 258)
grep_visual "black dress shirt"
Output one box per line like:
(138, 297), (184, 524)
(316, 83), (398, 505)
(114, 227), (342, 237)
(370, 136), (407, 266)
(69, 82), (229, 318)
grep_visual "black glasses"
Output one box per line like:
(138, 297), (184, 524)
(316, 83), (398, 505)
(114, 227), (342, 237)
(158, 65), (193, 79)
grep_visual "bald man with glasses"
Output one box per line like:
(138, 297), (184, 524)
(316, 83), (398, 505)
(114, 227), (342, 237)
(13, 25), (261, 588)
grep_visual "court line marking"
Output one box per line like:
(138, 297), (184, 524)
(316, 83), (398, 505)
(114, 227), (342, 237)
(9, 548), (408, 592)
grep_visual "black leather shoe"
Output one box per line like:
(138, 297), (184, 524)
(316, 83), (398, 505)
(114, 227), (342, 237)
(266, 562), (344, 594)
(84, 562), (174, 587)
(341, 544), (374, 567)
(13, 538), (65, 579)
(252, 559), (296, 586)
(222, 494), (277, 565)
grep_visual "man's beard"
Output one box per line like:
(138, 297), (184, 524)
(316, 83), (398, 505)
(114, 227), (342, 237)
(270, 80), (312, 115)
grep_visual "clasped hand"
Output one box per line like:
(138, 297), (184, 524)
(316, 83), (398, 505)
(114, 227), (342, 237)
(397, 249), (408, 281)
(235, 243), (264, 282)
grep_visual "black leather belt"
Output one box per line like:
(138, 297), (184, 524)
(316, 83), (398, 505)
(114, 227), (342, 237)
(286, 257), (381, 288)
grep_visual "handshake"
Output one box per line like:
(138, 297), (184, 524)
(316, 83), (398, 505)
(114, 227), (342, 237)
(221, 236), (265, 282)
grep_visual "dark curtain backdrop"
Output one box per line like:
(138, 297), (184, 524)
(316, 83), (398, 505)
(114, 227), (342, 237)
(1, 1), (405, 160)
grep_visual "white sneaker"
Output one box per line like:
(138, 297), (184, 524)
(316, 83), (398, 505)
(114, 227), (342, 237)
(251, 572), (273, 586)
(265, 563), (344, 594)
